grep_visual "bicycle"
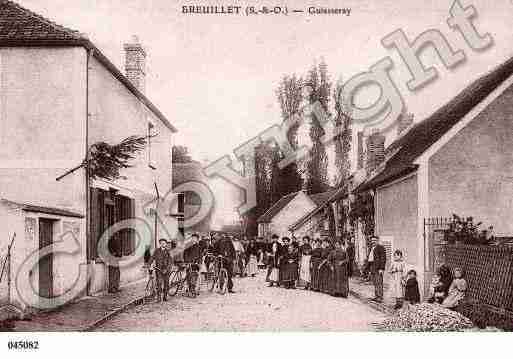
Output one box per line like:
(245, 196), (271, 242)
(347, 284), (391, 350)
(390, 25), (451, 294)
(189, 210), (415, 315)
(201, 253), (216, 287)
(209, 255), (229, 294)
(168, 262), (200, 298)
(144, 267), (159, 303)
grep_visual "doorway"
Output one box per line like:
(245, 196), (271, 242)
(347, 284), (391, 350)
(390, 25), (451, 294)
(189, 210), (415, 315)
(106, 204), (120, 292)
(38, 218), (55, 299)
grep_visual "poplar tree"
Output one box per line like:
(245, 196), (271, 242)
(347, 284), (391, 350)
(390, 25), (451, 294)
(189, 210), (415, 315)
(305, 59), (331, 194)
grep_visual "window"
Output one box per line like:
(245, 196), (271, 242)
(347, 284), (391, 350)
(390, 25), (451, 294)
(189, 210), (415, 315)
(89, 188), (136, 260)
(148, 122), (156, 170)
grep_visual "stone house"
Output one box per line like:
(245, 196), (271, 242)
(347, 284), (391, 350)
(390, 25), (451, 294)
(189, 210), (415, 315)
(355, 56), (513, 297)
(0, 1), (178, 310)
(257, 191), (317, 240)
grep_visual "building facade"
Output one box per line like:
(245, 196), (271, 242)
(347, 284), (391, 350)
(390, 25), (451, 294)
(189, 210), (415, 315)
(0, 1), (177, 310)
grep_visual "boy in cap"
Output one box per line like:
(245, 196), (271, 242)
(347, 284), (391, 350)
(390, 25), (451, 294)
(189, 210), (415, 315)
(150, 238), (172, 301)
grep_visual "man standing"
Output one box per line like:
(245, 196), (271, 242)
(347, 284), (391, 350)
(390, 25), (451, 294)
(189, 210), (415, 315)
(368, 235), (386, 302)
(151, 238), (172, 301)
(214, 234), (236, 293)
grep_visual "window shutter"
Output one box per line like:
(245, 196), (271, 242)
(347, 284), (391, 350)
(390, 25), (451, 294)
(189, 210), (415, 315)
(89, 188), (105, 260)
(89, 188), (98, 261)
(129, 198), (136, 255)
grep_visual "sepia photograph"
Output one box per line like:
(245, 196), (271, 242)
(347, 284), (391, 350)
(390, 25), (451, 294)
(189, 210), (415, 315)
(0, 0), (512, 355)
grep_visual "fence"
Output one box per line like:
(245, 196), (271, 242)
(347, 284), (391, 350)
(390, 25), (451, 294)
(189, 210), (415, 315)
(439, 244), (513, 329)
(424, 218), (513, 329)
(438, 244), (513, 309)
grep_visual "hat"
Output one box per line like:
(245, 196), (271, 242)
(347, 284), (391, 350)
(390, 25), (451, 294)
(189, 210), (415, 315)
(159, 238), (168, 243)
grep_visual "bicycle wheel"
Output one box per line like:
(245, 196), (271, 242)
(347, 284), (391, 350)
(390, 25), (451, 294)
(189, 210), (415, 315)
(218, 268), (228, 294)
(168, 270), (182, 297)
(145, 277), (156, 303)
(194, 271), (202, 296)
(209, 272), (217, 292)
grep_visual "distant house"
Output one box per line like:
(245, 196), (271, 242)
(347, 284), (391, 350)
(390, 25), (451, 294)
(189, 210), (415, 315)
(355, 56), (513, 297)
(172, 161), (214, 233)
(257, 191), (318, 239)
(289, 189), (339, 239)
(0, 1), (177, 309)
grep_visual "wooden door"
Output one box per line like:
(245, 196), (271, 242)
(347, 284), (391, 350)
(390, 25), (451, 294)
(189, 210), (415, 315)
(39, 218), (54, 299)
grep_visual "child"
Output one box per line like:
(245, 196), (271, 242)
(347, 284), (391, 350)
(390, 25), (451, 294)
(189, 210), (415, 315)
(442, 267), (467, 309)
(427, 273), (446, 304)
(389, 250), (406, 309)
(404, 269), (420, 305)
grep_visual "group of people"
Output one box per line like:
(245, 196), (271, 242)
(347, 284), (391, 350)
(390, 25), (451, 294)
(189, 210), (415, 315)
(145, 232), (266, 301)
(146, 231), (468, 310)
(376, 235), (468, 310)
(264, 234), (355, 297)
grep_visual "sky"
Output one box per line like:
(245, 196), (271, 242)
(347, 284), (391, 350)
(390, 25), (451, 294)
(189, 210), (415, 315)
(17, 0), (513, 164)
(14, 0), (513, 226)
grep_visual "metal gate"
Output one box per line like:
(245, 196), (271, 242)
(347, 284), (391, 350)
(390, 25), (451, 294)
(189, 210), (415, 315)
(423, 217), (452, 272)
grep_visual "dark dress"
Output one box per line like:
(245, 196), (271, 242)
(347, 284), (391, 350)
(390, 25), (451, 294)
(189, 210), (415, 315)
(280, 250), (299, 287)
(310, 248), (323, 291)
(327, 248), (349, 297)
(404, 277), (420, 303)
(346, 243), (355, 278)
(318, 247), (332, 294)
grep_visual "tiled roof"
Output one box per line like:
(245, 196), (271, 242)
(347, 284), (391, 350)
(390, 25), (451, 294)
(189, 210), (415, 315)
(309, 189), (337, 206)
(172, 162), (204, 186)
(356, 55), (513, 192)
(0, 0), (82, 43)
(0, 0), (177, 133)
(256, 191), (301, 223)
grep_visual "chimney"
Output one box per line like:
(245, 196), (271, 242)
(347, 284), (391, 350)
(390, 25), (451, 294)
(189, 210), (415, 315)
(366, 129), (385, 175)
(124, 35), (146, 93)
(357, 131), (364, 170)
(397, 112), (414, 136)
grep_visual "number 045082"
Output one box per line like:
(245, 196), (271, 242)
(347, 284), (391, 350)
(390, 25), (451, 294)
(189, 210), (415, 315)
(7, 340), (39, 350)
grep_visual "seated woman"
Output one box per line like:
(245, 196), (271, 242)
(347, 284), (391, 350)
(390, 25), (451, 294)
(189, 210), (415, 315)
(310, 240), (323, 291)
(327, 240), (349, 297)
(442, 267), (467, 309)
(427, 272), (446, 304)
(438, 264), (453, 298)
(280, 243), (299, 289)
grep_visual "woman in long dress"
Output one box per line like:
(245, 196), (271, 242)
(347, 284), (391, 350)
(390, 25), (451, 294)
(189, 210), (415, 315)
(245, 239), (259, 277)
(310, 240), (322, 291)
(267, 236), (281, 287)
(318, 239), (333, 294)
(327, 240), (349, 297)
(299, 238), (312, 289)
(280, 244), (299, 289)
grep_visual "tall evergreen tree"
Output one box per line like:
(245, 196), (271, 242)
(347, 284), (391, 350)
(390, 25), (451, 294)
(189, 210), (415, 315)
(275, 74), (303, 196)
(305, 59), (331, 194)
(242, 142), (273, 237)
(333, 79), (352, 186)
